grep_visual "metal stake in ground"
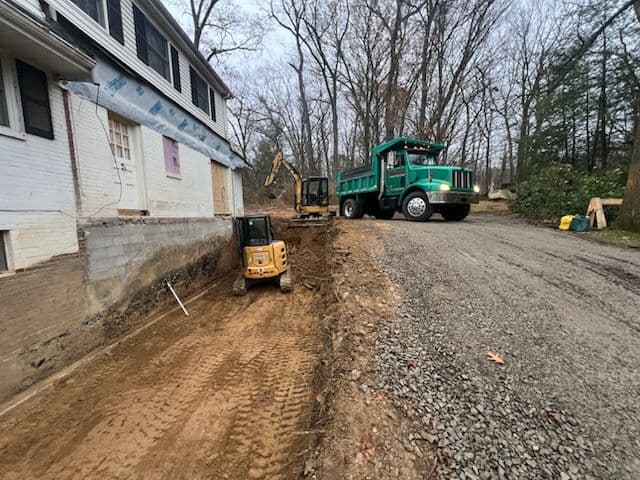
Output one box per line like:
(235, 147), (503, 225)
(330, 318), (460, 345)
(166, 281), (189, 316)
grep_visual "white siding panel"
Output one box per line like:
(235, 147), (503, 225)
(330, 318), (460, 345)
(140, 126), (213, 217)
(51, 0), (229, 140)
(0, 80), (78, 269)
(231, 170), (244, 216)
(70, 95), (120, 217)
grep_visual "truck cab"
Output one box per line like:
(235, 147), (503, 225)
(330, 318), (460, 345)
(336, 137), (479, 221)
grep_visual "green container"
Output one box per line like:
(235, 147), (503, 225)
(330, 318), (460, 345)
(570, 215), (590, 232)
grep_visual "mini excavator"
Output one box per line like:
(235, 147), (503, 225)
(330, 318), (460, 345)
(264, 152), (334, 220)
(233, 215), (292, 296)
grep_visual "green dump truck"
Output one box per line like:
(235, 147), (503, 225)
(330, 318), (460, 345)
(336, 137), (479, 221)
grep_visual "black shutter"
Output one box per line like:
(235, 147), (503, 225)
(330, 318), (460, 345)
(209, 87), (216, 122)
(133, 5), (148, 63)
(170, 46), (181, 92)
(16, 60), (53, 139)
(107, 0), (124, 44)
(189, 66), (197, 105)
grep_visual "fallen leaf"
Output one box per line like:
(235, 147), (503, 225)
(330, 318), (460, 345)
(486, 351), (505, 364)
(355, 436), (376, 463)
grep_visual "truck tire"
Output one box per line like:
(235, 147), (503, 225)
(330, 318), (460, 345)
(441, 204), (470, 221)
(402, 191), (433, 222)
(342, 198), (363, 219)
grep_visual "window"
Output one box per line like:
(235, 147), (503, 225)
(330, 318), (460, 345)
(209, 87), (216, 122)
(106, 0), (124, 44)
(163, 136), (181, 177)
(71, 0), (104, 25)
(408, 152), (438, 166)
(190, 67), (209, 115)
(0, 232), (8, 272)
(71, 0), (123, 43)
(108, 114), (131, 159)
(16, 60), (53, 139)
(170, 46), (181, 92)
(133, 5), (170, 81)
(0, 61), (9, 128)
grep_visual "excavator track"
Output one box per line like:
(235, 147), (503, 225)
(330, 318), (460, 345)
(279, 269), (292, 293)
(232, 274), (248, 296)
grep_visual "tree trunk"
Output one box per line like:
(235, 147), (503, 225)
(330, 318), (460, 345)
(617, 117), (640, 231)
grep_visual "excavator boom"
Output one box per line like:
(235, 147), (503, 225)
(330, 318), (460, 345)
(264, 152), (303, 214)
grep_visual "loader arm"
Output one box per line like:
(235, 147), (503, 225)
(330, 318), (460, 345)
(264, 152), (303, 214)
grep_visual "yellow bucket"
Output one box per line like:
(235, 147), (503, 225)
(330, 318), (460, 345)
(559, 215), (574, 231)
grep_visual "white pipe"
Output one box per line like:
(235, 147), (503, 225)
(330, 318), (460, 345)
(166, 281), (189, 316)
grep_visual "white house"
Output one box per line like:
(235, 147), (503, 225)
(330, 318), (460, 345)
(0, 0), (245, 273)
(0, 0), (246, 401)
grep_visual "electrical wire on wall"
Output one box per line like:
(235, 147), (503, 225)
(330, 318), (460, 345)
(84, 83), (124, 218)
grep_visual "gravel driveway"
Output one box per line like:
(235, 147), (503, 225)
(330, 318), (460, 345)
(374, 215), (640, 480)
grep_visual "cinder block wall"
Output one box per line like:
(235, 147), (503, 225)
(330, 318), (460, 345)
(0, 216), (236, 402)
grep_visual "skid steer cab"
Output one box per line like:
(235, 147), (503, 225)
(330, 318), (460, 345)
(233, 215), (292, 296)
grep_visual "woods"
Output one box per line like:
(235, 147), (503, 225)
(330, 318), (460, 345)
(179, 0), (640, 229)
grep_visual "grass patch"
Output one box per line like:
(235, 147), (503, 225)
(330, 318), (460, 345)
(589, 229), (640, 248)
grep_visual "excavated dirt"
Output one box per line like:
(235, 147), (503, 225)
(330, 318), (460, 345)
(0, 219), (337, 480)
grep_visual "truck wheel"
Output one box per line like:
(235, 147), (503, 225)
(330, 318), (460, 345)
(402, 191), (433, 222)
(441, 204), (470, 221)
(342, 198), (362, 219)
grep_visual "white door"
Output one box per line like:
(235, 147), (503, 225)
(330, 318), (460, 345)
(108, 113), (142, 212)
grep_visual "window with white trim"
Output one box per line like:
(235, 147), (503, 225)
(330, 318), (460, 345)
(190, 67), (209, 115)
(71, 0), (124, 44)
(0, 55), (26, 140)
(108, 115), (131, 160)
(133, 5), (170, 81)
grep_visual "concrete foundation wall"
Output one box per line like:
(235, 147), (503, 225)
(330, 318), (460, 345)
(0, 216), (236, 403)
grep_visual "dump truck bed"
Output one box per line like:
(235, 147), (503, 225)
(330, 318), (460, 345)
(336, 163), (379, 196)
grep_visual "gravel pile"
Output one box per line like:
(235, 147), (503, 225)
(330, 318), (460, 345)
(370, 217), (640, 480)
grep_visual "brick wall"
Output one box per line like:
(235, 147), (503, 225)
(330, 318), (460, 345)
(70, 94), (239, 219)
(0, 216), (237, 402)
(0, 76), (79, 270)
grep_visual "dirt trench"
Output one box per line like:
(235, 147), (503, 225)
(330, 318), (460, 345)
(0, 219), (337, 480)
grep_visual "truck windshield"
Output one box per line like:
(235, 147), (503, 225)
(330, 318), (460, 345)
(407, 152), (438, 166)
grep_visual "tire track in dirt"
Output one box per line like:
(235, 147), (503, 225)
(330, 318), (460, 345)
(0, 222), (332, 480)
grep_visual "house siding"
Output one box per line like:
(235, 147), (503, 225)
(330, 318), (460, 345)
(69, 94), (239, 218)
(0, 0), (245, 404)
(49, 0), (228, 140)
(140, 126), (214, 217)
(0, 73), (78, 270)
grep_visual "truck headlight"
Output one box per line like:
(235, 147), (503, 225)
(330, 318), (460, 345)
(473, 185), (480, 193)
(439, 183), (451, 191)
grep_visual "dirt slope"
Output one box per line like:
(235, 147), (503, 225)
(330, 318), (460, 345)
(0, 222), (331, 480)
